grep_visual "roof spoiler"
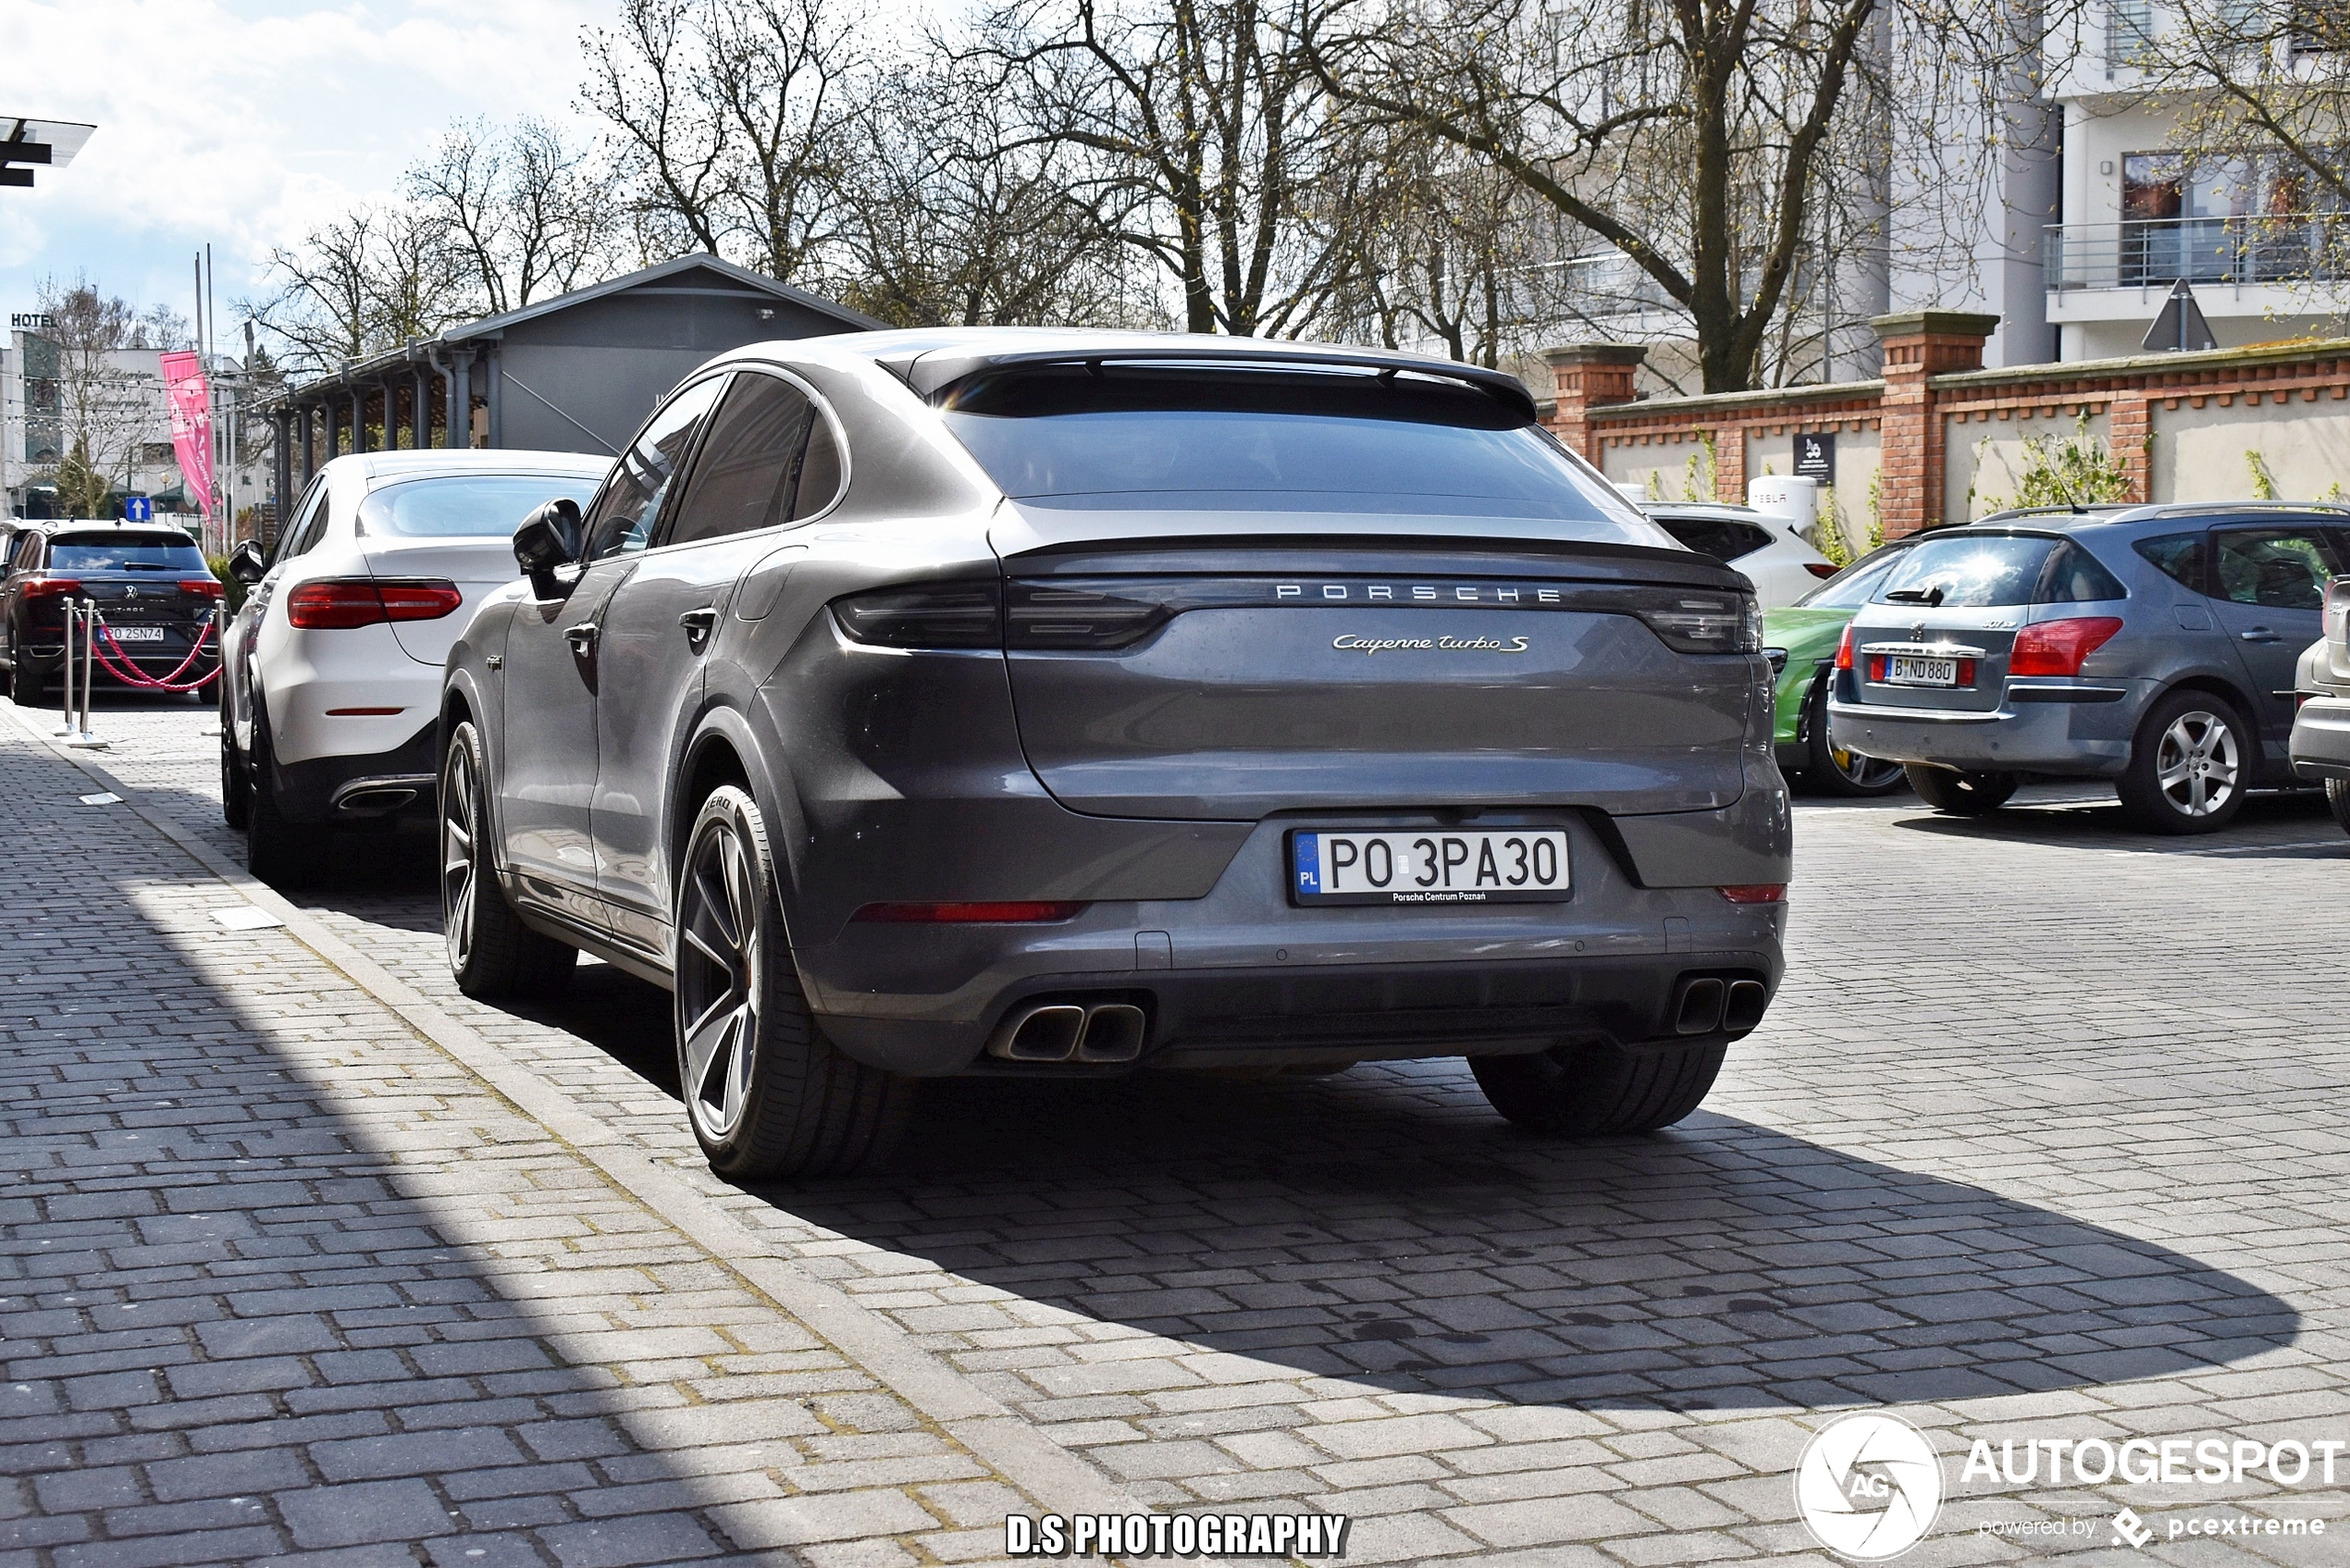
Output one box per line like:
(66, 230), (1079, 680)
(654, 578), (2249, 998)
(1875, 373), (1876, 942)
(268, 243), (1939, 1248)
(894, 346), (1538, 420)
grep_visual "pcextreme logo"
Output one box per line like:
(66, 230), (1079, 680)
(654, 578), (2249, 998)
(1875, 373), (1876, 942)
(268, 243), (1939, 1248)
(1795, 1414), (1945, 1560)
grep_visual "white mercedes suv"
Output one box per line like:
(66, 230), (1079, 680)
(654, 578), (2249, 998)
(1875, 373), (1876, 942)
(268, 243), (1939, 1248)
(222, 450), (610, 883)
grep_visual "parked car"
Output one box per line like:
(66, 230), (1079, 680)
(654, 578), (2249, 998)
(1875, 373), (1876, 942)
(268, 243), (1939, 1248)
(0, 521), (223, 698)
(220, 450), (611, 884)
(2290, 579), (2350, 833)
(439, 330), (1792, 1177)
(1828, 502), (2350, 833)
(1645, 500), (1840, 609)
(1761, 540), (1919, 795)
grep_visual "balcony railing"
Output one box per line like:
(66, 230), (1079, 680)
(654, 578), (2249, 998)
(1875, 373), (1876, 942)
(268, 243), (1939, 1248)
(2047, 214), (2350, 292)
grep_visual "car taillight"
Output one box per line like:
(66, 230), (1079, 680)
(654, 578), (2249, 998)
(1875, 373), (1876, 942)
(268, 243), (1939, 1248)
(1717, 884), (1787, 904)
(833, 581), (1003, 648)
(1834, 623), (1856, 671)
(21, 578), (81, 600)
(1804, 562), (1841, 580)
(179, 578), (223, 599)
(286, 578), (463, 630)
(2009, 616), (2123, 677)
(1628, 588), (1762, 654)
(851, 901), (1086, 923)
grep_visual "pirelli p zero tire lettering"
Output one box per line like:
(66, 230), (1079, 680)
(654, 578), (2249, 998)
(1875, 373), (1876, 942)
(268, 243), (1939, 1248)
(440, 720), (575, 999)
(1470, 1035), (1728, 1137)
(674, 784), (913, 1179)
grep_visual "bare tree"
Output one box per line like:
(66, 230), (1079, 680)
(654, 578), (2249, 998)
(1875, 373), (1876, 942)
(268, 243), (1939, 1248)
(246, 204), (474, 373)
(32, 277), (155, 517)
(970, 0), (1351, 337)
(407, 118), (625, 315)
(583, 0), (860, 283)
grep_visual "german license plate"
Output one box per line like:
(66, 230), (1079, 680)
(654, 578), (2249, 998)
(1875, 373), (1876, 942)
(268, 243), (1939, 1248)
(105, 625), (166, 643)
(1886, 655), (1957, 686)
(1290, 828), (1569, 906)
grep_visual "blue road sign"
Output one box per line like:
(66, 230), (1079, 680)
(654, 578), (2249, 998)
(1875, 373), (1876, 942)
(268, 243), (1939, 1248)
(123, 496), (152, 522)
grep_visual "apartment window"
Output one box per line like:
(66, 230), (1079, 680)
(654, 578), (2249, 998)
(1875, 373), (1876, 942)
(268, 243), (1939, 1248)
(2292, 0), (2349, 52)
(2109, 0), (2158, 63)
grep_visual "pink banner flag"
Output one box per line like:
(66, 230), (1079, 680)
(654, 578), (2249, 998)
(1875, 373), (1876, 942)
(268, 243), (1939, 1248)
(159, 351), (216, 523)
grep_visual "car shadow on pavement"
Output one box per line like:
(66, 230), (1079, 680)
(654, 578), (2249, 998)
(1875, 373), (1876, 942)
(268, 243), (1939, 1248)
(1892, 789), (2350, 858)
(757, 1066), (2299, 1414)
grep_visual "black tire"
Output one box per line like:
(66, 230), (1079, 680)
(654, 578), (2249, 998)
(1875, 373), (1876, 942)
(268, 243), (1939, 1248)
(2117, 690), (2251, 834)
(2326, 777), (2350, 837)
(14, 655), (52, 705)
(1471, 1035), (1727, 1137)
(440, 720), (576, 999)
(245, 707), (322, 889)
(674, 784), (913, 1179)
(1904, 764), (2019, 815)
(1802, 677), (1909, 796)
(219, 708), (251, 831)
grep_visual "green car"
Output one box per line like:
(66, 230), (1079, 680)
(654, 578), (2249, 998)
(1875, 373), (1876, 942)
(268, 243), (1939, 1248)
(1762, 542), (1917, 796)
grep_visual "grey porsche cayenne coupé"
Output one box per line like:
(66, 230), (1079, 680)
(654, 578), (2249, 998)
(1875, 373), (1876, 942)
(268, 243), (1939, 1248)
(438, 330), (1790, 1177)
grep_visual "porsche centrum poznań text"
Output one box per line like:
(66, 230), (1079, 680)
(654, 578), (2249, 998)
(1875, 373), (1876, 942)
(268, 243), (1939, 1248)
(439, 330), (1792, 1177)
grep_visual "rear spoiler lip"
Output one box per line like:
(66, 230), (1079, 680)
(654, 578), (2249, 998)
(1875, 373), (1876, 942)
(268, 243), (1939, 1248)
(992, 533), (1751, 593)
(907, 345), (1538, 418)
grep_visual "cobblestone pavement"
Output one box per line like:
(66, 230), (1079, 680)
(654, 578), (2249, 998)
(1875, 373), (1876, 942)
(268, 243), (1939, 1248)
(7, 691), (2350, 1566)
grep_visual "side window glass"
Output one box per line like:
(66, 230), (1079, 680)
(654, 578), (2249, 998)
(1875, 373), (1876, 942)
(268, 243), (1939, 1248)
(15, 533), (42, 573)
(2134, 532), (2203, 592)
(2214, 528), (2334, 610)
(791, 417), (845, 521)
(666, 374), (814, 547)
(582, 376), (728, 562)
(2036, 541), (2129, 604)
(273, 481), (328, 565)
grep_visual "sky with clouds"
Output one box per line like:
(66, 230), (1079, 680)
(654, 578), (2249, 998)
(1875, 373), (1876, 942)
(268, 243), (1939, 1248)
(1, 0), (613, 340)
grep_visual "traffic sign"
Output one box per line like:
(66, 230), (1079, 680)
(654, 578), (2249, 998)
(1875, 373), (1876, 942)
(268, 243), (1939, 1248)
(123, 495), (152, 522)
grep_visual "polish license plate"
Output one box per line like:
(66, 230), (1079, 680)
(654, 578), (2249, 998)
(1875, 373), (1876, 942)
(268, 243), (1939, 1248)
(105, 625), (166, 643)
(1886, 655), (1957, 686)
(1290, 828), (1570, 906)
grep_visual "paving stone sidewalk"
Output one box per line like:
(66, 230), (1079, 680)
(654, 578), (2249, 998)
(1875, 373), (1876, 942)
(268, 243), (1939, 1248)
(16, 696), (2350, 1565)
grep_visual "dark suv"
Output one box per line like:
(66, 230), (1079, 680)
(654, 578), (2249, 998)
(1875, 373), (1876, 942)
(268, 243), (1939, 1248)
(0, 522), (225, 698)
(439, 331), (1791, 1177)
(1829, 502), (2348, 832)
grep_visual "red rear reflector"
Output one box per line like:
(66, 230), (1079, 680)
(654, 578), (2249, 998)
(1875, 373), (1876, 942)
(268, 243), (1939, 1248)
(1834, 623), (1856, 671)
(1717, 884), (1787, 904)
(1805, 562), (1841, 579)
(852, 901), (1087, 923)
(2009, 616), (2124, 677)
(325, 707), (406, 717)
(22, 578), (81, 599)
(286, 578), (463, 629)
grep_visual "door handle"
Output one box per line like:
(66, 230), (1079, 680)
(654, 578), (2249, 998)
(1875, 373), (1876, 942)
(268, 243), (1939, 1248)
(677, 606), (720, 644)
(2239, 627), (2282, 643)
(563, 623), (600, 653)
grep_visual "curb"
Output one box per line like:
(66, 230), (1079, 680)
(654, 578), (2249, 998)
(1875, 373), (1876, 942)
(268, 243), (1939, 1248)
(4, 698), (1139, 1523)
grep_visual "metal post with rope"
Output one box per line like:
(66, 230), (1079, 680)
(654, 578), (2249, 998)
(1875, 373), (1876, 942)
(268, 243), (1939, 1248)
(57, 599), (108, 749)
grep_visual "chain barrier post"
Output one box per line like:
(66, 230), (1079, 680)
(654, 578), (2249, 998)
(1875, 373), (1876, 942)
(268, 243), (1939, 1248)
(64, 598), (106, 748)
(50, 601), (77, 736)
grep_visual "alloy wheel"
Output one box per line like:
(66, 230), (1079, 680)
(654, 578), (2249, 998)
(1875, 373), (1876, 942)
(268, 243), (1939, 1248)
(1829, 744), (1907, 791)
(440, 745), (478, 972)
(2154, 709), (2240, 819)
(677, 817), (762, 1142)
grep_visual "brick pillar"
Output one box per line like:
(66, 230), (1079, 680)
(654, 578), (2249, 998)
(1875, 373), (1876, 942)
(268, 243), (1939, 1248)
(1871, 311), (1998, 537)
(1541, 344), (1647, 463)
(2109, 392), (2152, 502)
(1713, 427), (1746, 505)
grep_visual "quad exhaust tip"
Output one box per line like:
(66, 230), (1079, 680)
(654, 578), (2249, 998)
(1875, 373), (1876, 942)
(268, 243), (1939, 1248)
(1674, 975), (1771, 1036)
(988, 1001), (1148, 1064)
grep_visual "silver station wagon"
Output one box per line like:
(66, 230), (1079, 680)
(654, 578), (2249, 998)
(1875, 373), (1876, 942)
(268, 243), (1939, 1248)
(437, 330), (1791, 1176)
(1830, 503), (2349, 832)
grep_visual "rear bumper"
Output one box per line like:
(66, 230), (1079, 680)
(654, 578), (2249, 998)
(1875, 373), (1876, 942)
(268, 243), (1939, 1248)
(2291, 693), (2350, 780)
(1826, 678), (2145, 777)
(266, 720), (439, 823)
(796, 811), (1787, 1075)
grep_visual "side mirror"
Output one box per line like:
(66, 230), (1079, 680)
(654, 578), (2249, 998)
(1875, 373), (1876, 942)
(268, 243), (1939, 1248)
(228, 539), (266, 586)
(513, 500), (583, 599)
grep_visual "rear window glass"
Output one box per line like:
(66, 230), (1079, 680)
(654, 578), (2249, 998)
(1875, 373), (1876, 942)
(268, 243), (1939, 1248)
(47, 533), (207, 572)
(2135, 532), (2203, 591)
(359, 474), (603, 538)
(1652, 514), (1775, 562)
(1793, 544), (1911, 609)
(938, 363), (1657, 538)
(2040, 541), (2130, 602)
(1874, 535), (2054, 608)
